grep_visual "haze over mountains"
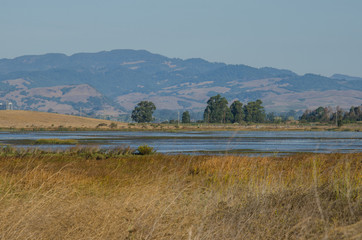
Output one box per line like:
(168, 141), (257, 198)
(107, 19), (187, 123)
(0, 49), (361, 119)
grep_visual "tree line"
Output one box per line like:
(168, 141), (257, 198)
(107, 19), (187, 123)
(203, 94), (265, 123)
(131, 94), (266, 124)
(130, 95), (361, 125)
(300, 105), (362, 126)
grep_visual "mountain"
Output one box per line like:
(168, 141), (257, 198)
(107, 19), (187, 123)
(331, 74), (362, 81)
(0, 49), (361, 119)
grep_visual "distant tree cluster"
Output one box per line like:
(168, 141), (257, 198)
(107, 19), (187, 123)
(266, 110), (300, 123)
(131, 101), (156, 123)
(203, 95), (232, 123)
(300, 105), (362, 126)
(130, 96), (361, 126)
(345, 106), (362, 122)
(203, 94), (266, 123)
(130, 95), (267, 124)
(300, 106), (335, 123)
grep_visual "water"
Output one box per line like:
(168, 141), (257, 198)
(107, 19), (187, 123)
(0, 130), (361, 154)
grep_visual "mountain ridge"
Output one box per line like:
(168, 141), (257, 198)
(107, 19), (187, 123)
(0, 49), (361, 119)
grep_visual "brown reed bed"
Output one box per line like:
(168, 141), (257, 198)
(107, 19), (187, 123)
(0, 149), (361, 239)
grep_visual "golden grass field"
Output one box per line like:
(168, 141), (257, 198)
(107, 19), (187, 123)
(1, 110), (361, 132)
(0, 149), (360, 239)
(0, 110), (126, 129)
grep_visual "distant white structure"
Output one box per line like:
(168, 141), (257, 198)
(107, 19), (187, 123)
(0, 101), (13, 110)
(7, 101), (13, 110)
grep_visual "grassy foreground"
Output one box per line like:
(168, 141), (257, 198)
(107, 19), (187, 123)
(0, 150), (361, 239)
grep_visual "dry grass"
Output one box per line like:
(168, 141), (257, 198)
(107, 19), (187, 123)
(0, 110), (126, 129)
(0, 151), (361, 239)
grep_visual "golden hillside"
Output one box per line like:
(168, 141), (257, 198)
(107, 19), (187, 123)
(0, 110), (126, 129)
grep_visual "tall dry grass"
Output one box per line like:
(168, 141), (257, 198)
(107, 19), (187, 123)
(0, 150), (361, 239)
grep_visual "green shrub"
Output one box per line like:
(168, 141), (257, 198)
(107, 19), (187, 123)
(137, 144), (156, 155)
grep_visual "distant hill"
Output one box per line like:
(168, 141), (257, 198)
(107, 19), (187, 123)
(0, 50), (361, 119)
(0, 110), (126, 129)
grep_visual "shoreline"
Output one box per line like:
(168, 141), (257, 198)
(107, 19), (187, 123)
(0, 122), (361, 132)
(0, 110), (361, 132)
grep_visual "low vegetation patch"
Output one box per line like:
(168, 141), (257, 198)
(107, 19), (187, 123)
(0, 150), (360, 239)
(34, 138), (79, 145)
(96, 123), (108, 128)
(136, 144), (156, 155)
(0, 145), (136, 158)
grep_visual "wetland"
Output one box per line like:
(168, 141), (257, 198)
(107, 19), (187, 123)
(1, 130), (361, 154)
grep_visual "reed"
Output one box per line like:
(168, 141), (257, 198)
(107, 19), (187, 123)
(0, 151), (360, 239)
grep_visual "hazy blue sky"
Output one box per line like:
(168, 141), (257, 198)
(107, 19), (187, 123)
(1, 0), (362, 77)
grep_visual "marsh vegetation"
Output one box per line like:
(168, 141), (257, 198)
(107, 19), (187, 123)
(0, 148), (360, 239)
(34, 138), (79, 145)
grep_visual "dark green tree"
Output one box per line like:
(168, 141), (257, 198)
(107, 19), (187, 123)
(131, 101), (156, 123)
(344, 105), (362, 122)
(266, 112), (276, 122)
(230, 100), (244, 123)
(182, 111), (191, 123)
(203, 94), (232, 123)
(301, 106), (333, 123)
(243, 99), (265, 123)
(331, 106), (345, 125)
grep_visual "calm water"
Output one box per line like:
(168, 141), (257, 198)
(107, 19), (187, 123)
(0, 131), (361, 154)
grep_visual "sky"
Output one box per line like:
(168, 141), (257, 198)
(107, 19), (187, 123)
(1, 0), (362, 77)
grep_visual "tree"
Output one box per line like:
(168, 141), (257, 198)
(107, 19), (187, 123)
(266, 112), (276, 123)
(301, 106), (335, 123)
(331, 106), (345, 126)
(131, 101), (156, 123)
(230, 100), (244, 123)
(243, 99), (265, 123)
(344, 105), (362, 122)
(182, 111), (191, 123)
(203, 94), (232, 123)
